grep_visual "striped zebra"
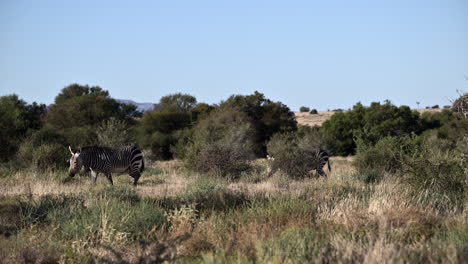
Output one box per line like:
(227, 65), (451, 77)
(68, 146), (145, 186)
(311, 148), (331, 177)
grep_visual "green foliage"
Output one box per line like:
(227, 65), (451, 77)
(267, 129), (328, 179)
(220, 91), (297, 156)
(403, 141), (465, 206)
(299, 106), (310, 112)
(354, 135), (419, 175)
(322, 101), (425, 156)
(136, 93), (205, 160)
(185, 109), (256, 177)
(0, 95), (46, 162)
(309, 109), (318, 114)
(157, 93), (197, 112)
(45, 84), (138, 145)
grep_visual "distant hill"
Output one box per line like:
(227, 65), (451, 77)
(118, 99), (154, 112)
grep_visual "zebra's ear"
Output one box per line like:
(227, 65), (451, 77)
(77, 146), (82, 154)
(69, 146), (74, 155)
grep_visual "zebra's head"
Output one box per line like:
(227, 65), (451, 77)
(68, 146), (83, 177)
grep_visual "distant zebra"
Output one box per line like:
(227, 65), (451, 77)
(311, 148), (331, 177)
(68, 146), (145, 186)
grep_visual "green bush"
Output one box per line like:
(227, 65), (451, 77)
(354, 135), (419, 175)
(267, 129), (328, 179)
(403, 144), (465, 206)
(16, 126), (68, 171)
(185, 109), (256, 177)
(0, 95), (46, 162)
(45, 84), (139, 146)
(322, 101), (425, 156)
(299, 106), (310, 112)
(136, 94), (203, 160)
(219, 91), (297, 156)
(309, 109), (318, 114)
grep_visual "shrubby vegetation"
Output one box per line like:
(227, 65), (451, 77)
(322, 100), (442, 156)
(267, 126), (328, 178)
(45, 84), (140, 146)
(0, 95), (45, 162)
(184, 109), (256, 177)
(219, 91), (297, 156)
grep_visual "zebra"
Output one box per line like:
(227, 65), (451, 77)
(311, 148), (331, 177)
(68, 146), (145, 186)
(266, 148), (331, 177)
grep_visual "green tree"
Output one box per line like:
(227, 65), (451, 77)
(45, 84), (139, 146)
(299, 106), (310, 112)
(322, 101), (425, 156)
(0, 95), (46, 161)
(136, 93), (207, 160)
(219, 91), (297, 156)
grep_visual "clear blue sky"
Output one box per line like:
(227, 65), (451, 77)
(1, 0), (467, 111)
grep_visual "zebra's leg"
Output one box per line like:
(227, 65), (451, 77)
(131, 173), (140, 186)
(90, 169), (98, 183)
(317, 168), (327, 177)
(105, 173), (113, 185)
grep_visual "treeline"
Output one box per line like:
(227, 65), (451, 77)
(1, 84), (467, 182)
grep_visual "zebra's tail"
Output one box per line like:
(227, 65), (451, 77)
(327, 158), (331, 172)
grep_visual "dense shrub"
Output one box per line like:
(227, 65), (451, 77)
(403, 143), (465, 205)
(220, 91), (297, 156)
(354, 135), (419, 175)
(299, 106), (310, 112)
(354, 133), (465, 205)
(136, 93), (212, 160)
(16, 126), (68, 171)
(322, 101), (426, 156)
(185, 109), (256, 177)
(267, 128), (328, 179)
(0, 95), (46, 162)
(45, 84), (139, 145)
(309, 109), (318, 114)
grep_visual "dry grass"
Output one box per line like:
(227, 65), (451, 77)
(0, 156), (466, 263)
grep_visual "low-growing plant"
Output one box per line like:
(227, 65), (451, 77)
(256, 228), (328, 263)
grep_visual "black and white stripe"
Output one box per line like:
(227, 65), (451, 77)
(69, 146), (144, 185)
(311, 148), (331, 177)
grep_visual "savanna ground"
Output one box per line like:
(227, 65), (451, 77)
(0, 157), (466, 264)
